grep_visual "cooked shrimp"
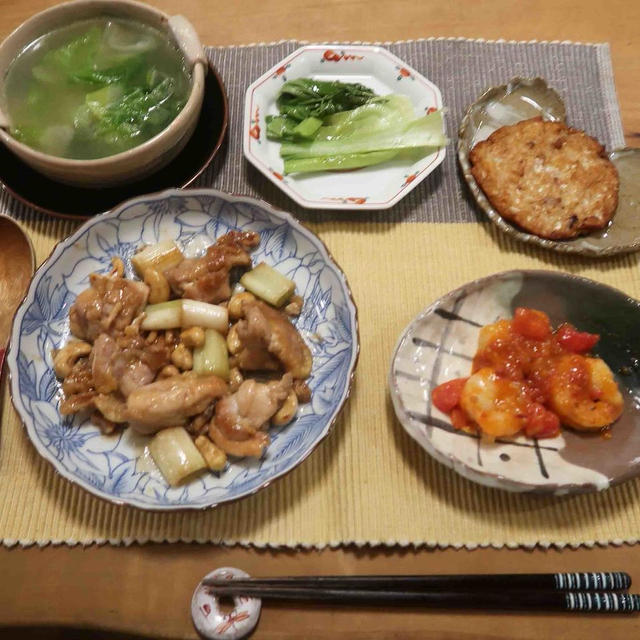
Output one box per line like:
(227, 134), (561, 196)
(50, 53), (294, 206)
(459, 367), (529, 438)
(476, 319), (512, 353)
(547, 355), (623, 430)
(472, 319), (520, 374)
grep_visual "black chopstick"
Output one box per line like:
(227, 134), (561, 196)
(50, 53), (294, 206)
(206, 586), (640, 613)
(203, 571), (631, 592)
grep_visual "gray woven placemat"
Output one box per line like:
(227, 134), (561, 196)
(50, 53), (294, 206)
(193, 39), (624, 223)
(0, 38), (623, 225)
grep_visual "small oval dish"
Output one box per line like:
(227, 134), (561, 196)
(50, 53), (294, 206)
(389, 270), (640, 495)
(244, 44), (446, 210)
(7, 189), (359, 510)
(458, 78), (640, 257)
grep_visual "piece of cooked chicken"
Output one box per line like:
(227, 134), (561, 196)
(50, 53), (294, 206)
(90, 332), (172, 397)
(164, 230), (260, 303)
(69, 272), (149, 341)
(59, 357), (95, 415)
(234, 300), (312, 379)
(127, 373), (228, 434)
(209, 374), (292, 458)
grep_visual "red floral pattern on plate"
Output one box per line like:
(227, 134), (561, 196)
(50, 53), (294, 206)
(396, 66), (414, 81)
(322, 196), (367, 205)
(403, 173), (418, 187)
(272, 63), (290, 80)
(249, 106), (260, 141)
(321, 49), (365, 62)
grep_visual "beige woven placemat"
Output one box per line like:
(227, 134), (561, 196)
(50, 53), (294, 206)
(1, 39), (639, 548)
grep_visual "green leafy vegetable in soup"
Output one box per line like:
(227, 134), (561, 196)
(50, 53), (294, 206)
(4, 18), (190, 159)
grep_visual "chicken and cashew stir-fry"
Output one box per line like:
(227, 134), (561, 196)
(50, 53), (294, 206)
(53, 231), (312, 486)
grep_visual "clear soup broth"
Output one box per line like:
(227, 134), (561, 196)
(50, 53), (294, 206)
(3, 17), (190, 159)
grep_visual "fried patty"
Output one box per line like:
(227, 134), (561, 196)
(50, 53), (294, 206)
(469, 117), (619, 240)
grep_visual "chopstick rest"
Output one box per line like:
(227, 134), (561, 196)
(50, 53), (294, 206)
(191, 567), (261, 640)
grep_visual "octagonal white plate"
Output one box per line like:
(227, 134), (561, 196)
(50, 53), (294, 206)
(243, 45), (446, 210)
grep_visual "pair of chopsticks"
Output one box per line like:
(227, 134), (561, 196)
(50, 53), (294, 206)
(204, 571), (639, 613)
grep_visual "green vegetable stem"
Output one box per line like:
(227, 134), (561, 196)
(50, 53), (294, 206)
(265, 79), (448, 174)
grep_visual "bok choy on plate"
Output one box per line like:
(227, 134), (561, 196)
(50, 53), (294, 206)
(266, 79), (447, 174)
(243, 44), (447, 209)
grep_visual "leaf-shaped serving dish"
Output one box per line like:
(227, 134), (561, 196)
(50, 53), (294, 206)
(458, 77), (640, 257)
(7, 189), (359, 510)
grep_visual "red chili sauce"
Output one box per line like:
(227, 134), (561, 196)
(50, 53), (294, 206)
(431, 308), (602, 439)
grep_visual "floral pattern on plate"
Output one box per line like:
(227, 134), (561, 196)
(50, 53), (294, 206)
(243, 45), (446, 210)
(8, 189), (359, 510)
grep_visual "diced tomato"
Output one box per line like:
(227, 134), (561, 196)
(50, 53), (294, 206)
(524, 403), (561, 438)
(512, 308), (552, 340)
(555, 323), (599, 354)
(450, 407), (471, 431)
(431, 378), (468, 413)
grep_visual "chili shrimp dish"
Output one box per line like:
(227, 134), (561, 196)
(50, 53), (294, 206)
(8, 191), (359, 509)
(390, 270), (640, 495)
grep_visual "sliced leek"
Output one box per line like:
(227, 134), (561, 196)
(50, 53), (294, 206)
(149, 427), (206, 486)
(193, 329), (229, 380)
(240, 262), (295, 307)
(182, 299), (229, 332)
(131, 240), (184, 277)
(142, 300), (229, 332)
(141, 300), (182, 330)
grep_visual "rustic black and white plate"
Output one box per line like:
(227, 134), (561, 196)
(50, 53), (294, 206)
(458, 77), (640, 257)
(389, 270), (640, 494)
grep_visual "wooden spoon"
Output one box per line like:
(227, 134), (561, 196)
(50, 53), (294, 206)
(0, 214), (35, 370)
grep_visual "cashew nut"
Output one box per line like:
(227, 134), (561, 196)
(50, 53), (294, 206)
(194, 435), (227, 471)
(228, 292), (256, 320)
(226, 324), (241, 355)
(284, 295), (304, 316)
(229, 366), (244, 392)
(171, 343), (193, 370)
(110, 256), (125, 278)
(180, 326), (205, 348)
(144, 267), (170, 304)
(53, 341), (92, 379)
(158, 364), (180, 379)
(271, 391), (298, 427)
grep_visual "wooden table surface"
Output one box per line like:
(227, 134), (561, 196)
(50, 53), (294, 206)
(1, 1), (640, 638)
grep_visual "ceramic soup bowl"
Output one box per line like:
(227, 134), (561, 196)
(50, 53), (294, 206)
(0, 0), (206, 187)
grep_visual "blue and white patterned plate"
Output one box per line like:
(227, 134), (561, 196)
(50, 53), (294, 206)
(7, 189), (359, 510)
